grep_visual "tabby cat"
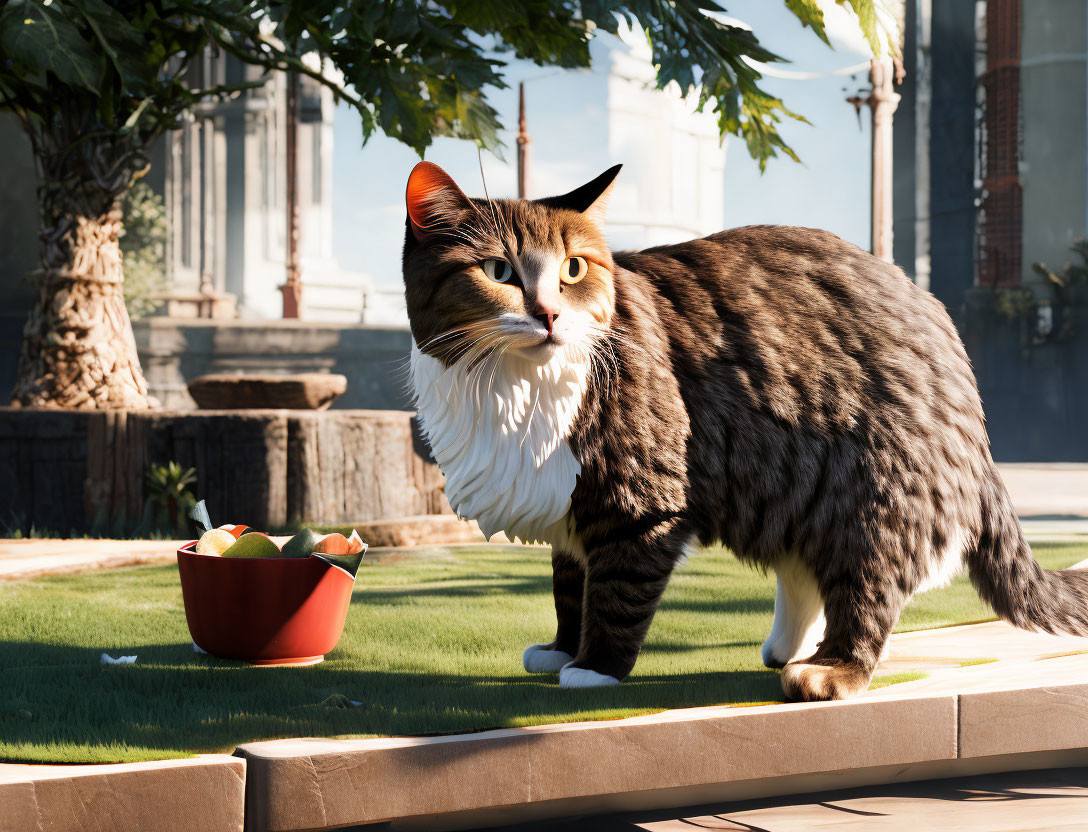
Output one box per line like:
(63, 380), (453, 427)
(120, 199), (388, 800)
(402, 161), (1088, 701)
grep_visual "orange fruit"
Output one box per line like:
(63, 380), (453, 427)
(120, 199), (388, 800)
(313, 530), (364, 555)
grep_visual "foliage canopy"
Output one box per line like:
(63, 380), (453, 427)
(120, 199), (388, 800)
(0, 0), (888, 183)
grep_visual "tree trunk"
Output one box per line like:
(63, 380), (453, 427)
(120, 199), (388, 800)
(11, 199), (152, 410)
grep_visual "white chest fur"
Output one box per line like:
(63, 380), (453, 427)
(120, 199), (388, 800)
(410, 344), (589, 544)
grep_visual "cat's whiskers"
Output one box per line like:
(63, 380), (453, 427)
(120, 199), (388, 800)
(518, 381), (543, 452)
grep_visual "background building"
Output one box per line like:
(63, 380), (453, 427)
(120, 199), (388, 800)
(149, 52), (391, 323)
(894, 0), (1088, 460)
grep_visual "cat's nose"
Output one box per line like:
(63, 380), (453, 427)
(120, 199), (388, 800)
(534, 311), (557, 335)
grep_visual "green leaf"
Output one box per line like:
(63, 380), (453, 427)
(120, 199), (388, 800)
(785, 0), (830, 46)
(0, 0), (103, 92)
(838, 0), (887, 57)
(69, 0), (150, 94)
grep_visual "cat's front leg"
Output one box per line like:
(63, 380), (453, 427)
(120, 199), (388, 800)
(524, 549), (584, 673)
(558, 523), (687, 688)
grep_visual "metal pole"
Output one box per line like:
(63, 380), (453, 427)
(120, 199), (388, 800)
(281, 71), (302, 318)
(517, 82), (531, 199)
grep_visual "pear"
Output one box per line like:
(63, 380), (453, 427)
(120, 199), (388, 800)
(221, 532), (282, 559)
(280, 528), (322, 558)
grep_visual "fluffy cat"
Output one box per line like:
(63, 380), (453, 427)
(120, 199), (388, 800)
(402, 161), (1088, 701)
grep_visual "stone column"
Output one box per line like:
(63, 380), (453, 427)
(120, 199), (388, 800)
(870, 58), (901, 263)
(517, 82), (531, 199)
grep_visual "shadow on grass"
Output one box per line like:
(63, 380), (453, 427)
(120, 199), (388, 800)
(353, 575), (552, 602)
(0, 639), (784, 763)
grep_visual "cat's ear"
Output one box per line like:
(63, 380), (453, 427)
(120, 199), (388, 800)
(542, 164), (622, 226)
(405, 162), (473, 241)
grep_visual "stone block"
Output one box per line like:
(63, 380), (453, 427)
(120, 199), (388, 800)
(188, 373), (347, 411)
(237, 695), (956, 831)
(354, 515), (485, 548)
(959, 681), (1088, 758)
(0, 755), (245, 832)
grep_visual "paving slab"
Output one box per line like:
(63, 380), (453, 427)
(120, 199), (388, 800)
(0, 538), (184, 580)
(0, 527), (520, 580)
(564, 768), (1088, 832)
(0, 754), (245, 832)
(997, 463), (1088, 519)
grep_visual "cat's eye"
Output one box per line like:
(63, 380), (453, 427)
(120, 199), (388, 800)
(481, 259), (514, 284)
(561, 256), (588, 285)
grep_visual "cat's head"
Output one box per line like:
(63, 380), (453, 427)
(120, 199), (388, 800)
(402, 162), (620, 366)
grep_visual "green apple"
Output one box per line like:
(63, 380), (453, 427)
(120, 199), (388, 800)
(280, 528), (322, 558)
(221, 532), (281, 559)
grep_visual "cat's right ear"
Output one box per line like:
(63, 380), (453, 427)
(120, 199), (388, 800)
(405, 162), (473, 242)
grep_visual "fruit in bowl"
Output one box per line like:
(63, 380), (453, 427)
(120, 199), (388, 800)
(178, 524), (367, 666)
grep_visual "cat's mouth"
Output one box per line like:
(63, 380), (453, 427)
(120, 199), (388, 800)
(517, 337), (562, 362)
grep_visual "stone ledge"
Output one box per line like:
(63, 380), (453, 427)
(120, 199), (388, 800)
(959, 682), (1088, 758)
(0, 755), (245, 832)
(6, 681), (1088, 831)
(235, 695), (956, 832)
(353, 515), (492, 548)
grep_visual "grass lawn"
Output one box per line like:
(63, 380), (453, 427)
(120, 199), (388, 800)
(1, 540), (1084, 764)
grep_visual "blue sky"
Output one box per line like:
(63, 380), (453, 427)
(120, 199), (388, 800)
(331, 1), (876, 288)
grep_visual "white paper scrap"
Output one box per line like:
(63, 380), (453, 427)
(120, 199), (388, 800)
(100, 653), (137, 665)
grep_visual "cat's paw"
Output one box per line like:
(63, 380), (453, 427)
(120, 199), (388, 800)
(558, 663), (621, 688)
(780, 661), (870, 702)
(523, 644), (574, 673)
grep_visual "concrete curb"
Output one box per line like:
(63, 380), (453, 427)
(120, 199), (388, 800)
(0, 755), (246, 832)
(233, 678), (1088, 832)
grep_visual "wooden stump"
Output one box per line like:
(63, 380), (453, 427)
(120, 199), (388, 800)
(0, 408), (449, 534)
(138, 410), (290, 530)
(286, 410), (451, 526)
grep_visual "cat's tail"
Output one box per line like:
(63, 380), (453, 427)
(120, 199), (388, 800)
(966, 482), (1088, 637)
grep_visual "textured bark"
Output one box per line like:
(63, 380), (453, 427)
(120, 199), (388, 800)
(11, 104), (153, 410)
(12, 205), (152, 409)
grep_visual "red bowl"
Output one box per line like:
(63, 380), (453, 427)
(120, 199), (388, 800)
(177, 542), (355, 666)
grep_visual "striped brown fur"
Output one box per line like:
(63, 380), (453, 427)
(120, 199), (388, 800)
(403, 164), (1088, 701)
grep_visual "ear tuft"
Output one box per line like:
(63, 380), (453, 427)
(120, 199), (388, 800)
(405, 162), (472, 241)
(539, 164), (622, 226)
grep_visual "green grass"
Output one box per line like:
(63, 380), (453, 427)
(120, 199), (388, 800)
(1, 541), (1084, 764)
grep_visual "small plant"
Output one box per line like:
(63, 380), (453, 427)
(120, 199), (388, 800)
(119, 181), (168, 319)
(145, 462), (198, 537)
(992, 240), (1088, 346)
(1029, 239), (1088, 343)
(993, 287), (1037, 320)
(1033, 239), (1088, 306)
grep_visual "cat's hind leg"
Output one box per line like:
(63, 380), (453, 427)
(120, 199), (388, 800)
(761, 556), (826, 669)
(524, 549), (583, 673)
(780, 571), (907, 702)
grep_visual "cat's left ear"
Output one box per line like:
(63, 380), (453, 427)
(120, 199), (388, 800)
(405, 162), (473, 241)
(542, 164), (622, 226)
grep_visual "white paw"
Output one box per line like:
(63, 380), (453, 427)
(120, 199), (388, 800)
(559, 663), (621, 688)
(523, 644), (573, 673)
(761, 636), (784, 668)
